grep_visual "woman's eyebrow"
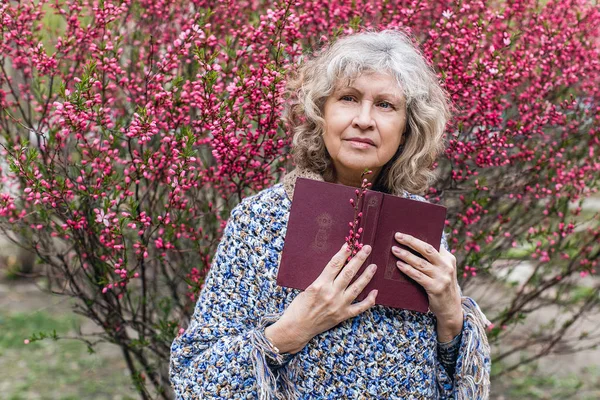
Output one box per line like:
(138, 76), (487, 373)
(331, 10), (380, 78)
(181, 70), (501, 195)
(376, 92), (403, 102)
(335, 86), (402, 102)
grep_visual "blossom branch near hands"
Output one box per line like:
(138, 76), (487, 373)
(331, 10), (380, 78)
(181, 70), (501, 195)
(345, 169), (373, 261)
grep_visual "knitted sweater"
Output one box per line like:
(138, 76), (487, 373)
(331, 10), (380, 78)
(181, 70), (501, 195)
(169, 168), (491, 399)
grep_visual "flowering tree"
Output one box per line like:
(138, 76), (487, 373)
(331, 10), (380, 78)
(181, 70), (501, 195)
(1, 0), (599, 397)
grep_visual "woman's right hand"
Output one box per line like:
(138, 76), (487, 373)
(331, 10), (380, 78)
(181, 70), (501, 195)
(265, 243), (378, 354)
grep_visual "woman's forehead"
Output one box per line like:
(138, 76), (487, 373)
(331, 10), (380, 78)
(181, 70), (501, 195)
(333, 72), (404, 97)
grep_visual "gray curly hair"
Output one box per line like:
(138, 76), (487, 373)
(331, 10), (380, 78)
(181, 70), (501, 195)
(284, 29), (450, 195)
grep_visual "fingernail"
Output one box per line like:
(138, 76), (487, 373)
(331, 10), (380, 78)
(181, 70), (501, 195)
(396, 232), (403, 240)
(363, 245), (372, 254)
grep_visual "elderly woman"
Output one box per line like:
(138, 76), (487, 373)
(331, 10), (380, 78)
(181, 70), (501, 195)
(170, 30), (491, 399)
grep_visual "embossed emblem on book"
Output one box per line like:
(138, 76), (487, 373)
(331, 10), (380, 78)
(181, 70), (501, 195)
(312, 213), (332, 252)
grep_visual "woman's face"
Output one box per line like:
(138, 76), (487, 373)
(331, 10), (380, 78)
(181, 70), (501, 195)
(322, 72), (407, 187)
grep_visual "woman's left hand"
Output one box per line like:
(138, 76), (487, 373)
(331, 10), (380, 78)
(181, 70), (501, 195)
(392, 232), (463, 342)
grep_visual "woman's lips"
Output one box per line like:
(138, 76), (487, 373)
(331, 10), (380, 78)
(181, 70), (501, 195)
(346, 139), (375, 148)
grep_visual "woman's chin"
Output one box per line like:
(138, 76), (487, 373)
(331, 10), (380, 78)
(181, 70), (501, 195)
(335, 162), (378, 177)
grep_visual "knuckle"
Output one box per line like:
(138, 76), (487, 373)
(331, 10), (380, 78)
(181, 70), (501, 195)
(444, 253), (457, 266)
(424, 244), (435, 255)
(321, 291), (335, 304)
(446, 261), (456, 273)
(306, 283), (322, 294)
(343, 267), (355, 281)
(440, 276), (452, 288)
(330, 259), (344, 271)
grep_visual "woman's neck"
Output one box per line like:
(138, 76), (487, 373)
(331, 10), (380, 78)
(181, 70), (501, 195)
(329, 168), (381, 188)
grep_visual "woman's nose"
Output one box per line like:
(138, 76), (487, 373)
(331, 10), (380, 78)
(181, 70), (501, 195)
(352, 102), (375, 130)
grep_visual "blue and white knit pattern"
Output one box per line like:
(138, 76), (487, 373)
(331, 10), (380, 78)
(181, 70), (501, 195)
(169, 171), (491, 399)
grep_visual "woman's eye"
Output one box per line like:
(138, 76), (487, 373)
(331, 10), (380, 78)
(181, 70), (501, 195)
(340, 95), (356, 102)
(378, 101), (394, 109)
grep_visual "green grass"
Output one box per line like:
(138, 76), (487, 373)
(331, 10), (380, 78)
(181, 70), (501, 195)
(0, 311), (78, 350)
(494, 364), (600, 399)
(0, 309), (138, 400)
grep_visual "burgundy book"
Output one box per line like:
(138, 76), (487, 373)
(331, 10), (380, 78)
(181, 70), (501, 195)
(277, 178), (447, 313)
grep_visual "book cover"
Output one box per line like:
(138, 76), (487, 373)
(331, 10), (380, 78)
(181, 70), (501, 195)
(277, 178), (447, 313)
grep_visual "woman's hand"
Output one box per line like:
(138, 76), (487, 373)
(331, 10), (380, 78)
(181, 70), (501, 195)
(265, 243), (378, 354)
(391, 232), (463, 342)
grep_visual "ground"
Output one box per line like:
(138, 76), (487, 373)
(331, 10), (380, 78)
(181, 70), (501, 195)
(1, 276), (599, 399)
(0, 279), (138, 400)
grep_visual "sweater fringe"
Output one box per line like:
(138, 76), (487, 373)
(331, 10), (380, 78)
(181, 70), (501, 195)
(279, 362), (300, 400)
(455, 297), (491, 399)
(250, 314), (301, 400)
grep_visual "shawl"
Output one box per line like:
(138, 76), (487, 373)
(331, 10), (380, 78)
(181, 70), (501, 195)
(169, 167), (491, 399)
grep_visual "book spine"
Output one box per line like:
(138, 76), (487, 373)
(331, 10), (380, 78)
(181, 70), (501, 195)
(360, 191), (383, 266)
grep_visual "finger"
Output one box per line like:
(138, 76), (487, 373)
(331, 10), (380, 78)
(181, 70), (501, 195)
(344, 263), (377, 301)
(347, 289), (378, 318)
(316, 242), (352, 282)
(394, 232), (443, 265)
(397, 260), (434, 287)
(392, 245), (435, 277)
(333, 245), (372, 290)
